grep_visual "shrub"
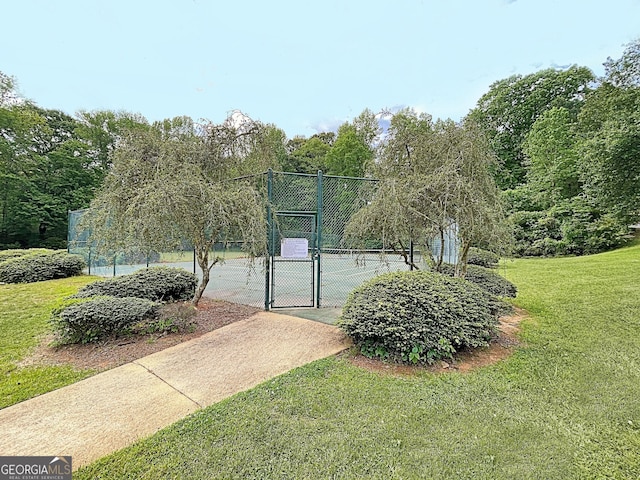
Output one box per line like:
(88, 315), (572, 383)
(0, 248), (55, 263)
(440, 264), (517, 298)
(129, 302), (197, 335)
(339, 271), (499, 365)
(75, 267), (197, 302)
(51, 296), (161, 344)
(466, 248), (500, 268)
(0, 251), (85, 283)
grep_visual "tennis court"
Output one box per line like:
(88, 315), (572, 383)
(85, 249), (428, 309)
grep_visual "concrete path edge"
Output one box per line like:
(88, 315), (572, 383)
(0, 311), (352, 469)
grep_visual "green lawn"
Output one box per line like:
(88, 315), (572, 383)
(0, 276), (99, 408)
(76, 242), (640, 479)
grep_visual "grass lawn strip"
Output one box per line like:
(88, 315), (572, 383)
(75, 242), (640, 479)
(0, 276), (99, 408)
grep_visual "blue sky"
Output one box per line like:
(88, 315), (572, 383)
(2, 0), (639, 138)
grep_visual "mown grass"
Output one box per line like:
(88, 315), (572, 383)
(76, 242), (640, 479)
(0, 276), (99, 408)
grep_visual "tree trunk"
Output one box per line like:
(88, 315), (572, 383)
(192, 249), (209, 306)
(192, 246), (220, 306)
(456, 240), (471, 278)
(435, 227), (445, 271)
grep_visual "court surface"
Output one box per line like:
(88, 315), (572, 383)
(86, 251), (423, 310)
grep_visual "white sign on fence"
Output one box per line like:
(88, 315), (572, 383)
(281, 238), (309, 259)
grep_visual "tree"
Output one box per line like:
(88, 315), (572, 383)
(468, 66), (595, 189)
(577, 40), (640, 225)
(604, 37), (640, 88)
(85, 113), (277, 305)
(345, 109), (509, 275)
(75, 109), (150, 172)
(579, 87), (640, 224)
(522, 107), (581, 207)
(324, 124), (371, 177)
(324, 109), (380, 177)
(283, 135), (332, 173)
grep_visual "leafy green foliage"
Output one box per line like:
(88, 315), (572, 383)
(283, 135), (332, 173)
(339, 270), (499, 365)
(0, 248), (52, 262)
(0, 250), (85, 283)
(85, 112), (273, 305)
(345, 109), (510, 272)
(603, 37), (640, 88)
(0, 79), (142, 248)
(74, 267), (197, 302)
(129, 301), (197, 335)
(466, 247), (499, 268)
(439, 263), (517, 298)
(468, 66), (595, 189)
(509, 196), (629, 256)
(522, 107), (581, 206)
(50, 296), (160, 344)
(578, 83), (640, 225)
(324, 124), (371, 177)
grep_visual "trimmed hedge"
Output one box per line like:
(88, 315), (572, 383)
(0, 251), (85, 283)
(75, 267), (197, 302)
(339, 271), (499, 365)
(440, 264), (517, 298)
(0, 248), (53, 263)
(466, 247), (500, 268)
(51, 296), (161, 344)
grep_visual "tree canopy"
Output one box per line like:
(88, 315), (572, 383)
(85, 112), (278, 304)
(345, 109), (509, 274)
(468, 66), (595, 189)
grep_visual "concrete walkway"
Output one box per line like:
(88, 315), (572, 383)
(0, 311), (351, 470)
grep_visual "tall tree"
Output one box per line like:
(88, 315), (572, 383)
(577, 39), (640, 225)
(603, 37), (640, 88)
(324, 124), (371, 177)
(325, 109), (380, 177)
(283, 135), (332, 173)
(468, 66), (595, 189)
(522, 107), (581, 207)
(85, 113), (277, 305)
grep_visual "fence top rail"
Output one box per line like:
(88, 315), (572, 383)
(230, 169), (379, 182)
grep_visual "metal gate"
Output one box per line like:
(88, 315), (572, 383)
(268, 212), (319, 308)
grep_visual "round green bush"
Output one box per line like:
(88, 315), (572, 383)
(51, 296), (161, 344)
(339, 271), (499, 365)
(466, 247), (500, 268)
(0, 251), (85, 283)
(75, 266), (197, 302)
(439, 264), (517, 298)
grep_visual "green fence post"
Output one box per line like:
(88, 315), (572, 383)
(66, 210), (71, 254)
(316, 170), (323, 308)
(265, 169), (273, 310)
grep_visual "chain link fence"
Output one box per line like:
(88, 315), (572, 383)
(68, 170), (459, 309)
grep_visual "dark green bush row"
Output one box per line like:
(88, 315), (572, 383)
(51, 296), (161, 344)
(466, 248), (500, 268)
(52, 267), (198, 344)
(0, 251), (85, 283)
(0, 248), (54, 262)
(439, 264), (517, 298)
(74, 267), (197, 302)
(339, 271), (499, 365)
(508, 198), (629, 257)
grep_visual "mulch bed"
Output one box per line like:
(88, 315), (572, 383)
(21, 299), (261, 371)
